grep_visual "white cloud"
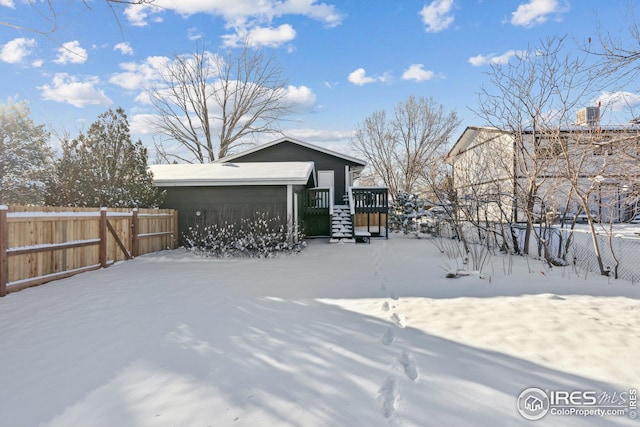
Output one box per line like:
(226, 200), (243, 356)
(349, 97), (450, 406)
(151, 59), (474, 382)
(129, 113), (159, 135)
(124, 4), (155, 27)
(188, 27), (203, 41)
(511, 0), (568, 28)
(284, 85), (316, 113)
(0, 37), (36, 64)
(248, 24), (296, 47)
(420, 0), (455, 33)
(348, 68), (376, 86)
(114, 42), (134, 56)
(283, 128), (354, 143)
(0, 0), (14, 7)
(402, 64), (435, 82)
(54, 41), (87, 64)
(124, 0), (344, 29)
(595, 91), (640, 112)
(274, 0), (343, 28)
(468, 49), (525, 66)
(223, 24), (297, 48)
(348, 68), (390, 86)
(38, 73), (112, 108)
(109, 56), (171, 91)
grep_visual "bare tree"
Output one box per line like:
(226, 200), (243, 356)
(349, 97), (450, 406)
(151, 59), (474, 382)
(148, 42), (292, 163)
(473, 36), (602, 261)
(350, 96), (460, 198)
(448, 129), (522, 254)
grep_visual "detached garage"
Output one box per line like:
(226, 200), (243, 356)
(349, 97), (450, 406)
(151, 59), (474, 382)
(150, 162), (316, 244)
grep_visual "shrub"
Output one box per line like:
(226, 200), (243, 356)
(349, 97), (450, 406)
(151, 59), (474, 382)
(388, 191), (428, 236)
(183, 213), (305, 258)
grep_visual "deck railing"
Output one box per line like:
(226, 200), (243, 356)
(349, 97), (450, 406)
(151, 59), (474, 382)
(301, 188), (332, 215)
(350, 187), (389, 213)
(349, 187), (389, 239)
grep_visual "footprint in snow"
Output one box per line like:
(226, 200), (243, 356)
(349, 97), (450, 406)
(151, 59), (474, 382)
(381, 328), (395, 345)
(390, 313), (406, 328)
(377, 376), (398, 419)
(399, 350), (418, 381)
(381, 301), (390, 312)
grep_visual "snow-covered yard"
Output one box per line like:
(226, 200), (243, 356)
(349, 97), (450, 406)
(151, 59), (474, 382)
(1, 235), (638, 427)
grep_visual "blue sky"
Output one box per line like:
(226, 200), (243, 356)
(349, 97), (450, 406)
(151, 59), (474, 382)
(1, 0), (639, 160)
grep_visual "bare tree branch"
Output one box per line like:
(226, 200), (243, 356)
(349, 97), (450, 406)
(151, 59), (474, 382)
(1, 1), (155, 36)
(147, 41), (291, 163)
(467, 34), (630, 273)
(350, 96), (460, 199)
(594, 3), (640, 80)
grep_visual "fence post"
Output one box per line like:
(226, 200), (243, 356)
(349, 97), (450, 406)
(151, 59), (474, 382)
(131, 208), (139, 257)
(173, 210), (179, 249)
(99, 207), (107, 268)
(0, 205), (8, 297)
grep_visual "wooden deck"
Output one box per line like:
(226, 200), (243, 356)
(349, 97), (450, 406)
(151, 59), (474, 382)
(301, 187), (388, 239)
(350, 187), (388, 239)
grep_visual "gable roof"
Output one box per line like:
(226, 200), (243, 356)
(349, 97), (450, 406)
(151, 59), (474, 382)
(150, 161), (315, 187)
(217, 136), (366, 166)
(445, 126), (503, 162)
(444, 124), (640, 163)
(448, 124), (640, 161)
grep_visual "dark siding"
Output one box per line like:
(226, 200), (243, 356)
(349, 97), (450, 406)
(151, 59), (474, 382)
(160, 185), (287, 244)
(229, 141), (362, 205)
(292, 184), (305, 223)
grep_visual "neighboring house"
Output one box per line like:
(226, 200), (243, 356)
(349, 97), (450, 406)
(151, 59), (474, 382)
(446, 122), (640, 223)
(150, 137), (388, 243)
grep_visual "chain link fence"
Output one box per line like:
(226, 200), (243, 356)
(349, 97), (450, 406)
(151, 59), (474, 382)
(425, 218), (640, 283)
(510, 224), (640, 282)
(564, 229), (640, 283)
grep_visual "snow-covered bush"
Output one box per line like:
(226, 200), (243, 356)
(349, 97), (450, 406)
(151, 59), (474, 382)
(388, 192), (429, 236)
(183, 213), (305, 258)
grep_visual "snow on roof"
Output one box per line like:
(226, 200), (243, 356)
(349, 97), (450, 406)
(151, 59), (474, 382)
(217, 136), (366, 166)
(149, 161), (315, 187)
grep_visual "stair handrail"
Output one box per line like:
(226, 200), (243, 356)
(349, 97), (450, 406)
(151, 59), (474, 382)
(348, 186), (355, 216)
(329, 187), (334, 216)
(348, 186), (355, 239)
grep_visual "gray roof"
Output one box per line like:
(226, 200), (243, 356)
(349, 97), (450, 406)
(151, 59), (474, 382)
(217, 136), (366, 166)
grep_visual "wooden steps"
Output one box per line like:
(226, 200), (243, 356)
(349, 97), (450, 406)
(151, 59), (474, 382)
(330, 205), (354, 243)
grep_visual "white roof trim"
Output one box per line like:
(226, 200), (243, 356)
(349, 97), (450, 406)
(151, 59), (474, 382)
(446, 126), (503, 162)
(217, 136), (367, 166)
(150, 161), (315, 187)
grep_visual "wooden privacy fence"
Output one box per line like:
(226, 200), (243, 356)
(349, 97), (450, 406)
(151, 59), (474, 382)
(0, 205), (178, 297)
